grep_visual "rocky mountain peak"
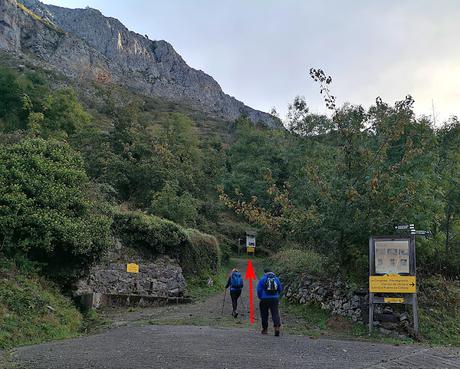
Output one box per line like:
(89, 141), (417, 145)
(0, 0), (280, 128)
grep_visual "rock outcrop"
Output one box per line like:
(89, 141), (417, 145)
(0, 0), (280, 127)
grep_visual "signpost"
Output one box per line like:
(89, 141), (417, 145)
(246, 230), (256, 256)
(369, 224), (431, 337)
(369, 224), (432, 338)
(368, 234), (419, 337)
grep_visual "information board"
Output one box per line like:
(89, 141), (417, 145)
(374, 239), (410, 274)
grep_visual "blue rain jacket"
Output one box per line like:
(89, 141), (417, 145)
(257, 272), (282, 300)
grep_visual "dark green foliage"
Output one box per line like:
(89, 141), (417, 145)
(73, 100), (218, 227)
(0, 65), (88, 137)
(150, 181), (199, 226)
(0, 137), (112, 278)
(0, 67), (27, 131)
(224, 118), (289, 208)
(39, 89), (91, 136)
(113, 211), (189, 255)
(113, 211), (220, 276)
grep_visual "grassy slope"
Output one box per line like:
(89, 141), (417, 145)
(418, 276), (460, 346)
(0, 260), (82, 349)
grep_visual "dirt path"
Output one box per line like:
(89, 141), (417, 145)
(100, 258), (269, 333)
(6, 258), (460, 369)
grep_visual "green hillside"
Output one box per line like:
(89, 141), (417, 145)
(0, 51), (458, 347)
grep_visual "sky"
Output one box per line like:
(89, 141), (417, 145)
(42, 0), (460, 124)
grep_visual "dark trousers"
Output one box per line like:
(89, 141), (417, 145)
(259, 299), (281, 329)
(230, 290), (241, 312)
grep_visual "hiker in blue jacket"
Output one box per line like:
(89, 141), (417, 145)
(225, 268), (244, 318)
(257, 268), (282, 336)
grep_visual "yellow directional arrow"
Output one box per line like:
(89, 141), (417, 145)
(369, 275), (416, 293)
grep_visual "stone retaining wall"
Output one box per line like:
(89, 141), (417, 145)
(283, 273), (412, 338)
(74, 256), (187, 301)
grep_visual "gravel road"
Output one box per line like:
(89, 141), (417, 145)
(11, 324), (460, 369)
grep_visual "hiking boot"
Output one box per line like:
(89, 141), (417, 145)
(261, 329), (268, 335)
(274, 327), (280, 336)
(232, 311), (238, 318)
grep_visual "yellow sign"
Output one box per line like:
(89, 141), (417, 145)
(247, 246), (255, 254)
(126, 263), (139, 273)
(384, 297), (405, 304)
(369, 275), (416, 293)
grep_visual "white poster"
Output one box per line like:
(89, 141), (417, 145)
(375, 240), (410, 274)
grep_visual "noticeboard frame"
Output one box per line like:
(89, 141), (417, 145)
(369, 236), (416, 277)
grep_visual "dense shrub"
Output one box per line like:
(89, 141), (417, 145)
(113, 211), (220, 276)
(182, 229), (221, 275)
(149, 181), (199, 226)
(113, 211), (189, 255)
(0, 138), (112, 279)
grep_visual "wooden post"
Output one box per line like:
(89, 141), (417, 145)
(368, 237), (374, 334)
(412, 294), (419, 338)
(410, 234), (419, 338)
(369, 292), (374, 334)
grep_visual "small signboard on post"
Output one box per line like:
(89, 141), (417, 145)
(246, 230), (256, 256)
(368, 235), (419, 337)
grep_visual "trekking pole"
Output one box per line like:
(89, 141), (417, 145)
(240, 295), (247, 315)
(279, 299), (283, 336)
(221, 288), (227, 315)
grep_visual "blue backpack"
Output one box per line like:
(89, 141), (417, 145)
(230, 272), (243, 290)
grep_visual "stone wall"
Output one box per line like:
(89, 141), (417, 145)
(283, 273), (412, 338)
(74, 256), (186, 299)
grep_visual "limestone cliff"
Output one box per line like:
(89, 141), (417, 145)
(0, 0), (280, 127)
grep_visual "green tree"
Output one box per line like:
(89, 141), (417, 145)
(0, 138), (112, 279)
(150, 181), (199, 226)
(40, 89), (91, 137)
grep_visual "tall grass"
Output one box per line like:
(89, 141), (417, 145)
(269, 248), (328, 280)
